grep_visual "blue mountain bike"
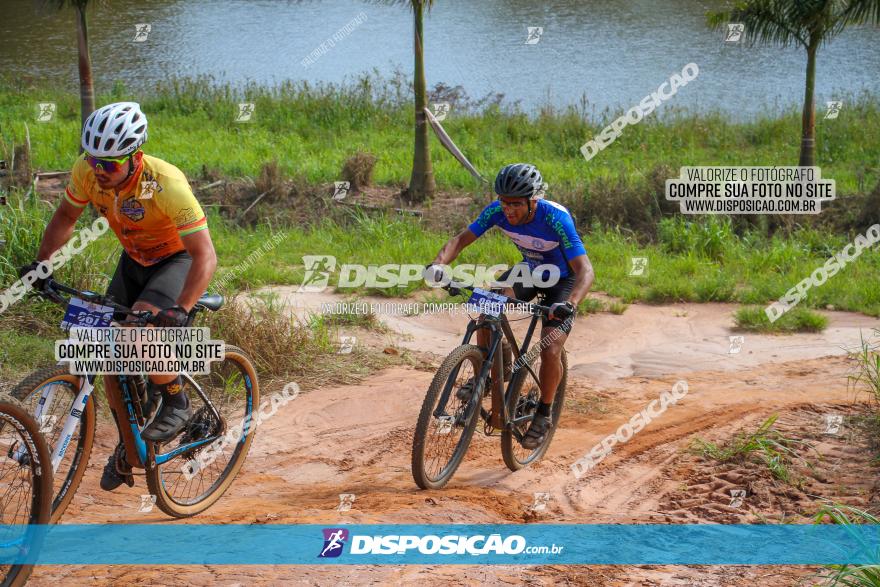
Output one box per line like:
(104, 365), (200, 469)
(12, 279), (259, 519)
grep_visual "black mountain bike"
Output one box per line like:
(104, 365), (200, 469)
(411, 283), (568, 489)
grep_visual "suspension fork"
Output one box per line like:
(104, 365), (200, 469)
(464, 316), (507, 427)
(48, 374), (94, 474)
(432, 319), (498, 420)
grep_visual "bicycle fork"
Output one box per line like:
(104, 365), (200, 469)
(17, 374), (95, 474)
(468, 322), (506, 431)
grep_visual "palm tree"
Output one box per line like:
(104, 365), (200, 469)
(709, 0), (880, 166)
(389, 0), (436, 202)
(45, 0), (95, 142)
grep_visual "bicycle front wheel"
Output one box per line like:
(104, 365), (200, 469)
(146, 345), (259, 518)
(11, 366), (95, 523)
(411, 344), (485, 490)
(0, 396), (53, 587)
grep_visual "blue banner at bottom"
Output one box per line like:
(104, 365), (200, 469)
(1, 524), (878, 565)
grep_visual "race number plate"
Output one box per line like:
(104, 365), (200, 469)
(61, 297), (114, 330)
(466, 288), (508, 317)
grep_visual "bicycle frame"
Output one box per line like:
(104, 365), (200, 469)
(20, 279), (229, 474)
(434, 308), (544, 435)
(30, 369), (220, 474)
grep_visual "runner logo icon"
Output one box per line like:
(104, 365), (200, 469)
(319, 528), (349, 558)
(298, 255), (337, 292)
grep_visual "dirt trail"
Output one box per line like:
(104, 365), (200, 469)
(27, 293), (880, 586)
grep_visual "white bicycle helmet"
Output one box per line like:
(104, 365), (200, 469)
(81, 102), (148, 157)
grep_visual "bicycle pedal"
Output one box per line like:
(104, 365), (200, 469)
(114, 445), (139, 483)
(118, 470), (135, 488)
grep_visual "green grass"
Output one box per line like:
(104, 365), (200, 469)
(0, 329), (54, 378)
(577, 297), (606, 314)
(848, 329), (880, 404)
(813, 504), (880, 586)
(4, 189), (879, 331)
(0, 193), (121, 289)
(1, 73), (878, 195)
(734, 305), (830, 333)
(692, 414), (811, 485)
(307, 296), (387, 331)
(209, 211), (880, 319)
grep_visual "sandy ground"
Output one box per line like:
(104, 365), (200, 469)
(23, 290), (880, 586)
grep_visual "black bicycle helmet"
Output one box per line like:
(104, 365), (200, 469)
(494, 163), (543, 198)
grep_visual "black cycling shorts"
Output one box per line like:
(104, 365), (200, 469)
(496, 263), (577, 334)
(106, 251), (192, 315)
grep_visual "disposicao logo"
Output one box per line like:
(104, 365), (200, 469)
(318, 528), (349, 558)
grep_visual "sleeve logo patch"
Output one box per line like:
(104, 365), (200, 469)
(175, 207), (198, 226)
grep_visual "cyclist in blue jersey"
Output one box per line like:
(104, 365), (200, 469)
(426, 163), (594, 449)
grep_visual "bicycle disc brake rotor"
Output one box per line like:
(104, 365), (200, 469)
(7, 440), (32, 468)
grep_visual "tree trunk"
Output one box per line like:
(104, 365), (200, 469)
(798, 38), (818, 167)
(407, 0), (435, 203)
(75, 5), (95, 153)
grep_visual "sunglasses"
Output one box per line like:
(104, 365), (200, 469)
(497, 197), (528, 206)
(86, 152), (134, 174)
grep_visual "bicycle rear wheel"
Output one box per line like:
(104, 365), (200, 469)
(411, 344), (484, 490)
(501, 348), (567, 471)
(11, 366), (95, 523)
(145, 345), (259, 517)
(0, 397), (53, 587)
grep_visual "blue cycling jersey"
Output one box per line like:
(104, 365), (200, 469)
(468, 199), (587, 278)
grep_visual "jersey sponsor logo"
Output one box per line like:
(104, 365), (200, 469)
(139, 170), (163, 200)
(120, 197), (146, 222)
(143, 243), (169, 254)
(175, 207), (198, 226)
(475, 202), (501, 229)
(139, 180), (158, 199)
(517, 249), (544, 270)
(500, 229), (559, 252)
(541, 201), (577, 249)
(545, 215), (574, 249)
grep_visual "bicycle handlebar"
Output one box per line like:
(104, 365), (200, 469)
(40, 279), (158, 326)
(442, 281), (554, 316)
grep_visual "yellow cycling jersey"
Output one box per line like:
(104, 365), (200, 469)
(64, 153), (208, 266)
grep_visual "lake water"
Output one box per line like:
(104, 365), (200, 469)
(2, 0), (879, 117)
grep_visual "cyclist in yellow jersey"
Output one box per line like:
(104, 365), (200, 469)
(20, 102), (218, 491)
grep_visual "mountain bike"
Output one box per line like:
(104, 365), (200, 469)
(411, 283), (568, 489)
(11, 279), (259, 519)
(0, 396), (52, 587)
